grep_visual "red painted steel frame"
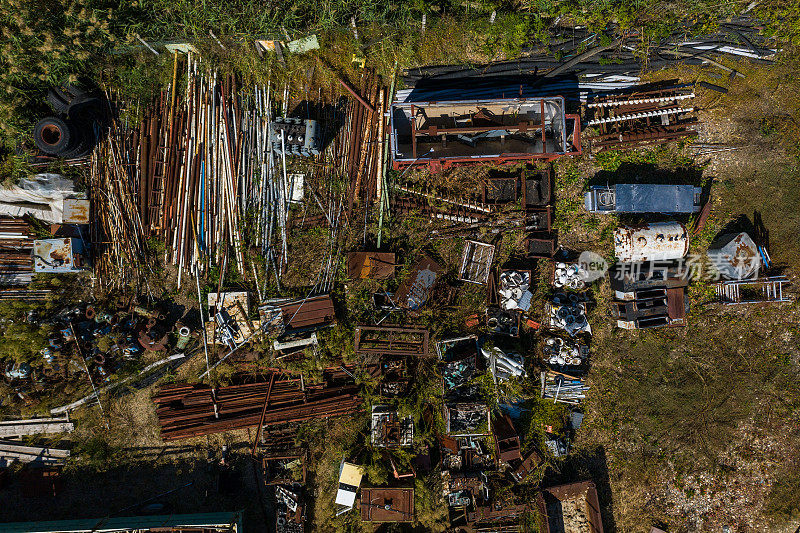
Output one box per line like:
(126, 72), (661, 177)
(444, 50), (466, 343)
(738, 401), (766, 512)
(393, 114), (581, 172)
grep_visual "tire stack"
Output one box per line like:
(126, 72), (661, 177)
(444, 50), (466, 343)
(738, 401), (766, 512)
(32, 85), (99, 159)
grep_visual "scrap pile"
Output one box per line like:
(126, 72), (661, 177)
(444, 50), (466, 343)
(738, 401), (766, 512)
(401, 16), (775, 101)
(154, 373), (361, 440)
(587, 84), (698, 151)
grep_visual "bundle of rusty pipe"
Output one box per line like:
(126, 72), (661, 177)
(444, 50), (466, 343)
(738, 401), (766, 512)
(154, 376), (362, 440)
(100, 54), (284, 289)
(342, 69), (388, 214)
(0, 217), (35, 274)
(90, 92), (153, 292)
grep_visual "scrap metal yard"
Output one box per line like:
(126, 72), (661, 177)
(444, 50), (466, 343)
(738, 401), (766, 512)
(0, 4), (800, 533)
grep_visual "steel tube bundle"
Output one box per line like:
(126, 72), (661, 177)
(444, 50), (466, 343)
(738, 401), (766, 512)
(153, 375), (362, 440)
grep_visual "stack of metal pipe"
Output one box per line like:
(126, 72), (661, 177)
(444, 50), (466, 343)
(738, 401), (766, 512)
(153, 375), (362, 440)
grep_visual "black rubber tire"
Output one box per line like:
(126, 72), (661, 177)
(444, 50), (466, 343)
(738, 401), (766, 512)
(46, 89), (71, 114)
(33, 116), (72, 155)
(57, 119), (93, 159)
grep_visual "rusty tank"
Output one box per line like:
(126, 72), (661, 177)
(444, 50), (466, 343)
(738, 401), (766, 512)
(614, 221), (689, 262)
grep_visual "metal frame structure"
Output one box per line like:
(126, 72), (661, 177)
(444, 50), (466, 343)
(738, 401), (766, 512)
(714, 276), (792, 304)
(459, 241), (495, 284)
(354, 326), (430, 358)
(391, 97), (581, 171)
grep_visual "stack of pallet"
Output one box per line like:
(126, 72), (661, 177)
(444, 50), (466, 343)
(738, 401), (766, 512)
(154, 375), (362, 440)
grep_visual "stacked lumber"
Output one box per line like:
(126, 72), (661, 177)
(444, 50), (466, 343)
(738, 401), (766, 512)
(0, 417), (74, 438)
(154, 376), (362, 440)
(0, 440), (70, 466)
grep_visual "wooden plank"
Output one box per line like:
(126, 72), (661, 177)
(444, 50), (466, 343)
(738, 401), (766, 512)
(0, 419), (74, 437)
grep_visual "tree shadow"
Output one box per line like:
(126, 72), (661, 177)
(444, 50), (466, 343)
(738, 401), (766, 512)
(0, 454), (268, 531)
(288, 98), (347, 153)
(589, 162), (703, 187)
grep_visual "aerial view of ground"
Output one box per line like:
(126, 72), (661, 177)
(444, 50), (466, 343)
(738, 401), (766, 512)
(0, 1), (799, 532)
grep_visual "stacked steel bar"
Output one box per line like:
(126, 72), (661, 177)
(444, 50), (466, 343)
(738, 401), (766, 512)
(154, 376), (361, 440)
(0, 217), (35, 285)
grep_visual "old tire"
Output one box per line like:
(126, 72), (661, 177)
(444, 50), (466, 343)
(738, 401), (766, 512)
(46, 89), (72, 114)
(33, 116), (72, 154)
(58, 122), (92, 159)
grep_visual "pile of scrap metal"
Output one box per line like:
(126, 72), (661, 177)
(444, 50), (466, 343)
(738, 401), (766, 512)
(438, 336), (483, 401)
(482, 342), (526, 382)
(153, 371), (361, 440)
(541, 335), (589, 374)
(440, 435), (494, 521)
(486, 266), (537, 338)
(611, 222), (690, 329)
(439, 431), (530, 531)
(371, 405), (413, 447)
(587, 83), (698, 151)
(534, 252), (595, 421)
(545, 293), (591, 336)
(260, 294), (337, 358)
(536, 481), (605, 533)
(206, 292), (260, 353)
(0, 174), (91, 287)
(261, 446), (307, 533)
(498, 269), (533, 313)
(438, 337), (493, 440)
(708, 228), (792, 304)
(275, 484), (306, 533)
(541, 371), (589, 405)
(354, 325), (428, 397)
(262, 449), (307, 486)
(4, 302), (165, 392)
(400, 17), (774, 100)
